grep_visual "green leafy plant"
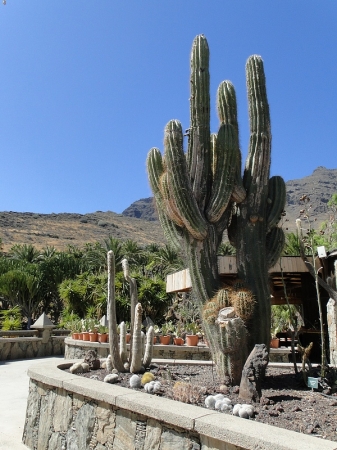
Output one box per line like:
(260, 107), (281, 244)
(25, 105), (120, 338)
(0, 306), (22, 331)
(160, 321), (175, 336)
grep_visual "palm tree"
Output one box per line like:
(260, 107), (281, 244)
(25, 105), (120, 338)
(0, 268), (42, 328)
(10, 244), (40, 263)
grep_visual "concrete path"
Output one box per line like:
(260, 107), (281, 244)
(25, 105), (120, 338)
(0, 356), (63, 450)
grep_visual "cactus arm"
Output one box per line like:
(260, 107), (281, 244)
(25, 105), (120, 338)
(147, 147), (182, 250)
(164, 120), (208, 240)
(266, 227), (285, 269)
(187, 34), (211, 209)
(107, 251), (125, 372)
(206, 124), (238, 223)
(217, 81), (246, 205)
(142, 325), (154, 368)
(266, 176), (286, 230)
(119, 321), (128, 364)
(130, 303), (143, 373)
(159, 172), (185, 227)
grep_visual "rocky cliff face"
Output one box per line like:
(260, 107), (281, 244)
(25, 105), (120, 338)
(122, 167), (337, 233)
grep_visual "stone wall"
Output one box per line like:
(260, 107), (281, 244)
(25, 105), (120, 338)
(65, 338), (211, 361)
(65, 338), (290, 363)
(0, 336), (65, 361)
(23, 359), (337, 450)
(327, 298), (337, 366)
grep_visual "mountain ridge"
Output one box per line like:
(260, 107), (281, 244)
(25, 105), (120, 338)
(1, 167), (336, 252)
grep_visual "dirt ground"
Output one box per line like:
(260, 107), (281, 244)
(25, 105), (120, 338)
(69, 361), (337, 443)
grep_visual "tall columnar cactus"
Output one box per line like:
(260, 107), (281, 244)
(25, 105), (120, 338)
(228, 57), (286, 349)
(147, 35), (285, 381)
(107, 250), (125, 372)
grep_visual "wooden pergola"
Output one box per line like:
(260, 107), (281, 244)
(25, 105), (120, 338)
(166, 256), (308, 306)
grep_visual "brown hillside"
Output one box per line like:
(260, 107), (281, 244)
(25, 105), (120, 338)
(0, 211), (164, 252)
(2, 167), (336, 252)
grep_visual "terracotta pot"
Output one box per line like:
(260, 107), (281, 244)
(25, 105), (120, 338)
(72, 333), (80, 340)
(160, 335), (171, 345)
(126, 333), (131, 344)
(98, 333), (108, 343)
(173, 337), (184, 346)
(89, 332), (98, 342)
(82, 332), (90, 341)
(78, 332), (83, 340)
(185, 334), (198, 346)
(153, 336), (157, 344)
(270, 338), (280, 349)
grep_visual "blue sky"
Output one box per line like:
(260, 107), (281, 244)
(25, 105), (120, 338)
(0, 1), (336, 214)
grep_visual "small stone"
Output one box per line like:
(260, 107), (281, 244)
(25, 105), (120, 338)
(260, 396), (270, 405)
(329, 401), (337, 406)
(232, 386), (240, 394)
(219, 385), (229, 394)
(112, 369), (119, 374)
(293, 406), (302, 412)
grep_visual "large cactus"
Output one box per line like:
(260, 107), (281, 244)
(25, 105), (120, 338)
(228, 57), (286, 349)
(147, 35), (285, 381)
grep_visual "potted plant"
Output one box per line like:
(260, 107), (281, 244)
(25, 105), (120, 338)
(88, 320), (99, 342)
(160, 321), (174, 345)
(81, 319), (91, 341)
(98, 325), (108, 343)
(184, 322), (201, 346)
(153, 325), (161, 344)
(173, 322), (184, 345)
(70, 320), (82, 340)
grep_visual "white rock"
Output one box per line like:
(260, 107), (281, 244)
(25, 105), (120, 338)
(81, 363), (89, 372)
(70, 363), (83, 374)
(104, 373), (118, 383)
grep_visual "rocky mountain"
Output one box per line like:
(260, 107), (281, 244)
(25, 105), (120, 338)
(123, 167), (337, 234)
(1, 167), (336, 252)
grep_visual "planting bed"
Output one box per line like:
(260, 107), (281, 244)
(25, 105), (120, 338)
(72, 362), (337, 442)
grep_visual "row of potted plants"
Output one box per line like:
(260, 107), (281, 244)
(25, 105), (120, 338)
(69, 318), (203, 347)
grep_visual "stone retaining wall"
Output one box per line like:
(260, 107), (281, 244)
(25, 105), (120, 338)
(23, 359), (337, 450)
(0, 336), (65, 360)
(327, 298), (337, 366)
(65, 338), (291, 363)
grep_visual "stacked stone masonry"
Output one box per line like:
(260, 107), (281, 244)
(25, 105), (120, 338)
(23, 360), (337, 450)
(0, 336), (65, 360)
(327, 298), (337, 366)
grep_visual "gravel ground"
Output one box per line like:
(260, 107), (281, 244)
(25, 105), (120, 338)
(69, 362), (337, 442)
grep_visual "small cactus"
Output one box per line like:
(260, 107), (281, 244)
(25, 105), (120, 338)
(144, 381), (161, 394)
(104, 373), (119, 384)
(129, 374), (141, 389)
(106, 355), (113, 373)
(172, 382), (203, 404)
(141, 372), (155, 386)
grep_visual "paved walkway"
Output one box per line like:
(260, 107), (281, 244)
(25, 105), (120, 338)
(0, 356), (63, 450)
